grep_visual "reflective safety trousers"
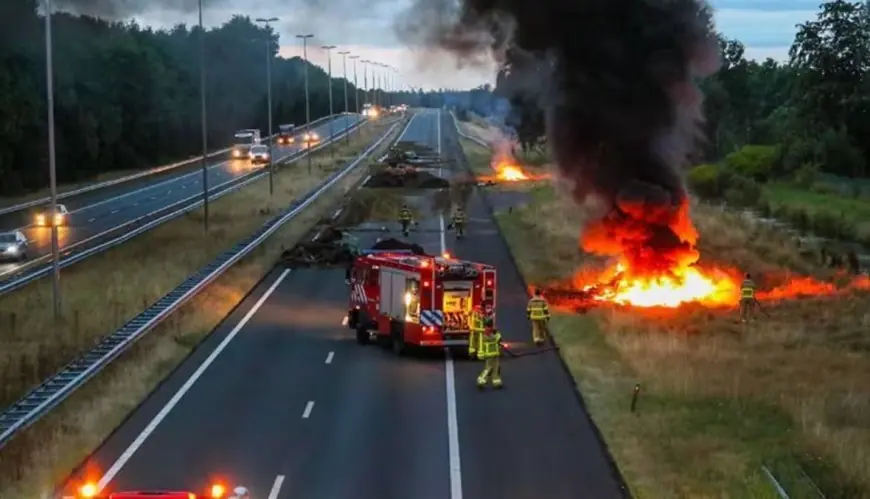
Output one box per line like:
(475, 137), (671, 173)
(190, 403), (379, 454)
(741, 279), (755, 299)
(477, 332), (502, 359)
(527, 297), (549, 320)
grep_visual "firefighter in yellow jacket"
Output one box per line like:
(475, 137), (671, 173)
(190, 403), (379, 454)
(452, 207), (466, 238)
(740, 273), (756, 323)
(476, 319), (502, 389)
(527, 288), (550, 345)
(398, 204), (412, 236)
(468, 304), (485, 358)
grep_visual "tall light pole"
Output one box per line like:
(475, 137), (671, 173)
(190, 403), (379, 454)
(362, 60), (370, 109)
(197, 0), (209, 233)
(296, 34), (314, 173)
(43, 0), (61, 320)
(338, 50), (350, 144)
(256, 17), (278, 195)
(349, 55), (360, 136)
(321, 44), (336, 152)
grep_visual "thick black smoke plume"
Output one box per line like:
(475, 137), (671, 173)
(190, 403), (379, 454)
(396, 0), (720, 256)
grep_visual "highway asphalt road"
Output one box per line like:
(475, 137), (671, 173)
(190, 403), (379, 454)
(63, 109), (627, 498)
(0, 115), (360, 279)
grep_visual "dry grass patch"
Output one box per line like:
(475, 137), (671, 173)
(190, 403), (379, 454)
(461, 140), (870, 498)
(0, 114), (406, 498)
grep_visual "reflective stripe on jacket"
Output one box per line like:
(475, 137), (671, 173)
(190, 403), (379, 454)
(399, 208), (411, 221)
(527, 297), (549, 320)
(453, 212), (465, 223)
(741, 279), (755, 299)
(470, 311), (485, 332)
(478, 331), (501, 358)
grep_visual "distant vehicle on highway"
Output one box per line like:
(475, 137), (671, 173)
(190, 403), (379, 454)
(277, 124), (296, 145)
(301, 129), (320, 144)
(250, 144), (271, 165)
(0, 230), (28, 261)
(231, 129), (261, 159)
(35, 203), (69, 226)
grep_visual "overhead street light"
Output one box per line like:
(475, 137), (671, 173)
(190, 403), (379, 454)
(338, 50), (350, 144)
(349, 55), (360, 136)
(296, 34), (314, 173)
(321, 44), (336, 153)
(43, 0), (61, 320)
(361, 60), (371, 109)
(197, 0), (209, 233)
(255, 17), (278, 195)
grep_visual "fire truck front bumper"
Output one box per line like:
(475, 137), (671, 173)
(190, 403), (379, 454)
(418, 331), (469, 347)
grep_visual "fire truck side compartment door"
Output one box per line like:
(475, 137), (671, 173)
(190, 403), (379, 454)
(379, 269), (407, 319)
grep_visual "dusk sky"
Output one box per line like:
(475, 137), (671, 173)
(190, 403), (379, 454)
(126, 0), (821, 90)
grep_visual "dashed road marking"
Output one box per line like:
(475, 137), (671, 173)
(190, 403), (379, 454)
(325, 351), (334, 364)
(302, 401), (315, 419)
(268, 475), (285, 499)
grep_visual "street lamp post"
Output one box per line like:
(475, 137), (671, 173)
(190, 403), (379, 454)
(361, 60), (370, 110)
(296, 34), (314, 173)
(338, 50), (350, 144)
(321, 45), (336, 154)
(43, 0), (61, 320)
(256, 17), (278, 195)
(198, 0), (209, 233)
(349, 55), (360, 136)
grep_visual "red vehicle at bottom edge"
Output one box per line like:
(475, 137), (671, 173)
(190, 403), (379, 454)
(346, 249), (497, 354)
(67, 481), (243, 499)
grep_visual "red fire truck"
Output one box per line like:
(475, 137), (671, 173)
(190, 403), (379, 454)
(346, 249), (497, 354)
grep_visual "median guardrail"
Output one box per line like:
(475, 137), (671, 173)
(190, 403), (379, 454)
(0, 116), (369, 296)
(0, 112), (411, 451)
(0, 113), (355, 216)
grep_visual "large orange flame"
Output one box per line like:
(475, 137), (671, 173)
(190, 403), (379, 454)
(544, 198), (870, 311)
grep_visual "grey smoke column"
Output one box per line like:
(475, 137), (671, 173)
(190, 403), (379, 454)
(396, 0), (721, 258)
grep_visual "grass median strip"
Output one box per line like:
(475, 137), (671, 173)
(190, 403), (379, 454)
(459, 132), (870, 498)
(0, 115), (404, 496)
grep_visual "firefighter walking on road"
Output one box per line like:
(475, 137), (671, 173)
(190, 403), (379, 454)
(527, 288), (550, 345)
(468, 304), (485, 358)
(398, 204), (412, 236)
(476, 319), (503, 389)
(452, 206), (466, 239)
(740, 273), (756, 323)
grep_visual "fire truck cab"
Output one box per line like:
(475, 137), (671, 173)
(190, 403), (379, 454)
(346, 249), (496, 354)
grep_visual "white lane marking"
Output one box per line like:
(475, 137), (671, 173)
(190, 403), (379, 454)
(87, 218), (95, 222)
(325, 351), (334, 364)
(268, 475), (285, 499)
(110, 209), (118, 214)
(302, 401), (315, 419)
(95, 268), (292, 491)
(437, 108), (463, 499)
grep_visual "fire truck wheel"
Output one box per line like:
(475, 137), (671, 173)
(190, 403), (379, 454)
(390, 321), (406, 356)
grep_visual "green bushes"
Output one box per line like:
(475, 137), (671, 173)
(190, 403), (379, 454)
(724, 145), (779, 181)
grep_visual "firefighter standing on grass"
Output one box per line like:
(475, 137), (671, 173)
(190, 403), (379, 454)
(398, 204), (412, 236)
(527, 288), (550, 345)
(468, 304), (485, 358)
(476, 318), (503, 389)
(739, 273), (756, 323)
(452, 206), (466, 238)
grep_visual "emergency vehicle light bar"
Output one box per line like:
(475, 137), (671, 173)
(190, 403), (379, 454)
(361, 249), (415, 255)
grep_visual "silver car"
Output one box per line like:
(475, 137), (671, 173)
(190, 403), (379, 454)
(250, 145), (271, 165)
(0, 230), (29, 261)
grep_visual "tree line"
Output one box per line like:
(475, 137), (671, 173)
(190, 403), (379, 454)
(492, 0), (870, 194)
(0, 1), (377, 197)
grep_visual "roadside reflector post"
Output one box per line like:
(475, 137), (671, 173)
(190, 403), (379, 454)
(631, 383), (641, 413)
